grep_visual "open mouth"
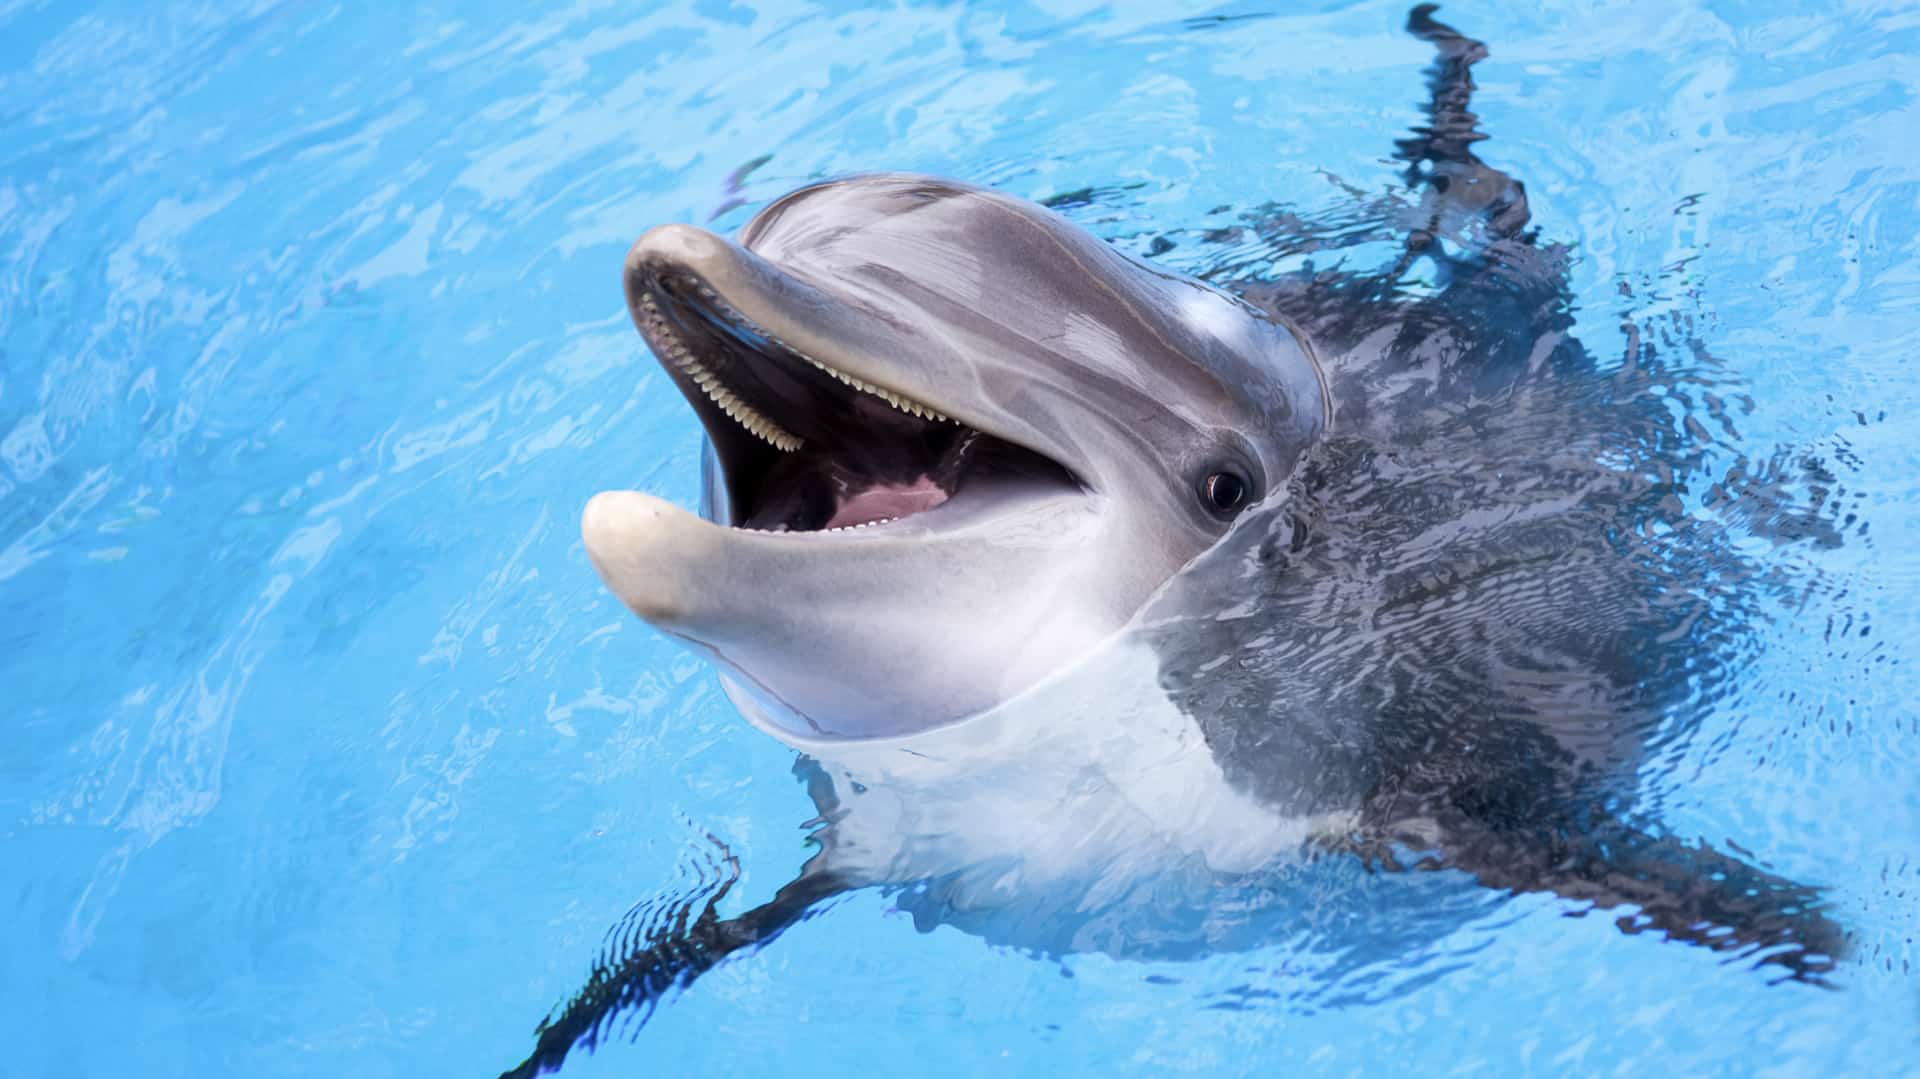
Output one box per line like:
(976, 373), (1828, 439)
(630, 268), (1081, 533)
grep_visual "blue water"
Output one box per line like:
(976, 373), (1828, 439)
(4, 1), (1917, 1074)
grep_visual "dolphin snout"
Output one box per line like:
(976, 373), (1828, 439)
(622, 220), (764, 312)
(620, 222), (824, 343)
(581, 489), (711, 625)
(626, 222), (728, 276)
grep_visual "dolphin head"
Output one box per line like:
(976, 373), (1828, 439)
(584, 174), (1327, 741)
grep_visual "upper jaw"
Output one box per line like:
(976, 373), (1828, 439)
(621, 224), (1087, 534)
(621, 223), (1096, 494)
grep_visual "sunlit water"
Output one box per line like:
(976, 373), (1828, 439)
(4, 2), (1917, 1075)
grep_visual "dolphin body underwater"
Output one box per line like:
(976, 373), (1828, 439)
(504, 9), (1845, 1075)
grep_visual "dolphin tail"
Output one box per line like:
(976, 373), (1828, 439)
(499, 854), (848, 1079)
(1389, 815), (1849, 982)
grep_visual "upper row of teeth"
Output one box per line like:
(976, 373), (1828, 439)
(691, 282), (952, 424)
(638, 279), (952, 451)
(797, 357), (950, 423)
(638, 291), (803, 451)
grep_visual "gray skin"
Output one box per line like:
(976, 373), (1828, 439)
(582, 174), (1327, 741)
(506, 10), (1842, 1077)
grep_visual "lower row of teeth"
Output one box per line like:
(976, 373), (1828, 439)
(638, 281), (953, 453)
(812, 517), (897, 533)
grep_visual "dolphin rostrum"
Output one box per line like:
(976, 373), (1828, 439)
(504, 8), (1844, 1076)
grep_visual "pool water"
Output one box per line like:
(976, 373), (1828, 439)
(4, 1), (1917, 1075)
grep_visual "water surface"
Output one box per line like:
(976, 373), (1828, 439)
(3, 1), (1917, 1074)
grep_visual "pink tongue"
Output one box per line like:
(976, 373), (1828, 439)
(824, 477), (950, 528)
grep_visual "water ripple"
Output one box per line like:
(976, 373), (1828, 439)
(1, 1), (1915, 1074)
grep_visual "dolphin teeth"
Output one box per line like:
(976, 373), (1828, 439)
(640, 278), (954, 450)
(637, 291), (803, 452)
(821, 517), (898, 533)
(793, 355), (951, 423)
(682, 290), (952, 424)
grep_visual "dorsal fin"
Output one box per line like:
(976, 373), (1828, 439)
(1395, 5), (1534, 246)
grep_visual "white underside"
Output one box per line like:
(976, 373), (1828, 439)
(726, 634), (1356, 910)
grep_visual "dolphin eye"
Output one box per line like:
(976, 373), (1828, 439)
(1202, 470), (1251, 516)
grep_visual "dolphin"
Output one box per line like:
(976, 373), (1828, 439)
(503, 8), (1844, 1076)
